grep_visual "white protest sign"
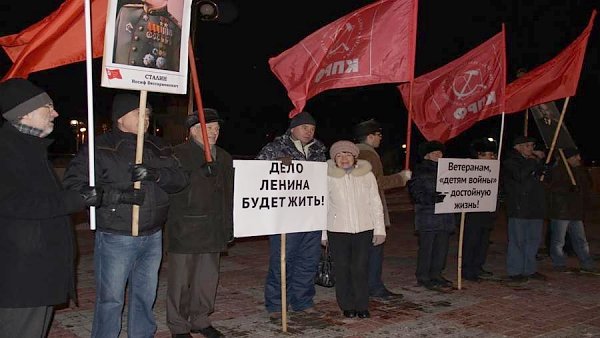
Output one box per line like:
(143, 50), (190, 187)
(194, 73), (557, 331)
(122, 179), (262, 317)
(435, 158), (500, 214)
(233, 160), (328, 238)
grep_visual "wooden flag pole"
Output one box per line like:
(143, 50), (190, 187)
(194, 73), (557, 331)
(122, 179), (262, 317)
(546, 97), (570, 163)
(558, 148), (577, 186)
(457, 212), (465, 290)
(131, 90), (148, 236)
(541, 97), (570, 182)
(524, 108), (529, 137)
(404, 81), (414, 170)
(281, 233), (287, 332)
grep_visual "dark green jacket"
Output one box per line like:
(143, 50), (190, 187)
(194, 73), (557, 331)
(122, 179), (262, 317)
(167, 140), (234, 253)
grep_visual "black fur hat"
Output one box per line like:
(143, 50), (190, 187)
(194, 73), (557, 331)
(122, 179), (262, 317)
(418, 140), (445, 158)
(353, 118), (382, 140)
(470, 138), (497, 158)
(185, 108), (223, 129)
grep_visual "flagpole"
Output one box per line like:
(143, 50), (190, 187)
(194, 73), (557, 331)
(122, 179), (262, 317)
(404, 81), (414, 170)
(523, 108), (529, 137)
(498, 24), (507, 160)
(404, 0), (418, 170)
(558, 148), (577, 186)
(187, 39), (212, 162)
(546, 97), (570, 162)
(84, 0), (96, 230)
(539, 97), (570, 182)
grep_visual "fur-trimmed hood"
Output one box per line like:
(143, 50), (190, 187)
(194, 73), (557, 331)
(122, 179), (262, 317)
(327, 159), (372, 178)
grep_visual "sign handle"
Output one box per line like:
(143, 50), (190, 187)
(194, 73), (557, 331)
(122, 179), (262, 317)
(457, 212), (466, 290)
(131, 90), (148, 236)
(281, 233), (287, 332)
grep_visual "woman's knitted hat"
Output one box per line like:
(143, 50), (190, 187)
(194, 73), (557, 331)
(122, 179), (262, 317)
(330, 140), (359, 159)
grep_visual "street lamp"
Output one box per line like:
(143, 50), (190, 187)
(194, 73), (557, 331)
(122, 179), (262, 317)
(69, 119), (87, 152)
(194, 0), (238, 23)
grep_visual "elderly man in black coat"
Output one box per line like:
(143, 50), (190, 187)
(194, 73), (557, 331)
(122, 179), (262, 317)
(0, 78), (100, 337)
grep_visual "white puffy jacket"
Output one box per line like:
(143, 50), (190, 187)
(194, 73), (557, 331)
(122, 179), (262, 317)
(323, 159), (385, 240)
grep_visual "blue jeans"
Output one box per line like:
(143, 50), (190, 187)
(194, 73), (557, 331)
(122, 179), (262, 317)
(264, 231), (321, 313)
(91, 230), (163, 338)
(550, 219), (595, 270)
(506, 218), (543, 276)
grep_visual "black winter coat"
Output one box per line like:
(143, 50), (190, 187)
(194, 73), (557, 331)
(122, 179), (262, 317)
(63, 128), (187, 235)
(408, 160), (456, 232)
(0, 124), (85, 307)
(501, 150), (546, 219)
(547, 164), (591, 220)
(166, 140), (234, 253)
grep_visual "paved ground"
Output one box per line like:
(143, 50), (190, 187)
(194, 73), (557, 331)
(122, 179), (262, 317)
(48, 188), (600, 338)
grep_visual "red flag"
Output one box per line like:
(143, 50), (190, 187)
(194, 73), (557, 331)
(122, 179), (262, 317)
(106, 68), (122, 79)
(0, 0), (108, 81)
(505, 10), (596, 114)
(398, 30), (506, 142)
(268, 0), (418, 117)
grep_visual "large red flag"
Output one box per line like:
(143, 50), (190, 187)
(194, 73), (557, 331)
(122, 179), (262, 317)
(269, 0), (418, 118)
(398, 30), (506, 142)
(505, 10), (596, 114)
(0, 0), (108, 81)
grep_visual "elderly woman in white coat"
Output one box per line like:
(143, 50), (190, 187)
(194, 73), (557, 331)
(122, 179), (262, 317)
(322, 140), (386, 319)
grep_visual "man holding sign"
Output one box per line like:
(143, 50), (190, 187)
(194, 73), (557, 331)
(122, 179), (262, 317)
(63, 93), (187, 337)
(256, 111), (327, 319)
(408, 141), (456, 291)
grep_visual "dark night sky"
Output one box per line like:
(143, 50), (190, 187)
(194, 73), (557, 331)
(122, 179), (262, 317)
(1, 0), (599, 168)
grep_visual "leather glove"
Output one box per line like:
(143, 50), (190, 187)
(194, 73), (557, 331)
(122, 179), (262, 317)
(202, 161), (218, 177)
(372, 234), (386, 246)
(569, 185), (580, 193)
(130, 164), (160, 182)
(533, 166), (552, 180)
(102, 188), (145, 207)
(80, 186), (103, 207)
(434, 192), (446, 203)
(278, 156), (293, 166)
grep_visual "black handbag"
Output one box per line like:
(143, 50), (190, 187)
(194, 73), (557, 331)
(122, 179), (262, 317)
(315, 246), (335, 287)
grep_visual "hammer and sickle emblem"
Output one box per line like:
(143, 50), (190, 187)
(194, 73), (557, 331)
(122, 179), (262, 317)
(452, 70), (486, 100)
(327, 22), (354, 56)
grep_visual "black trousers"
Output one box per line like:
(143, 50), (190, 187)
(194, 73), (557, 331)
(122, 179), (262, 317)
(416, 230), (450, 283)
(462, 225), (492, 279)
(328, 230), (372, 312)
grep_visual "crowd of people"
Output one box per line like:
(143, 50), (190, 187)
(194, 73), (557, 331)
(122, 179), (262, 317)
(0, 78), (598, 338)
